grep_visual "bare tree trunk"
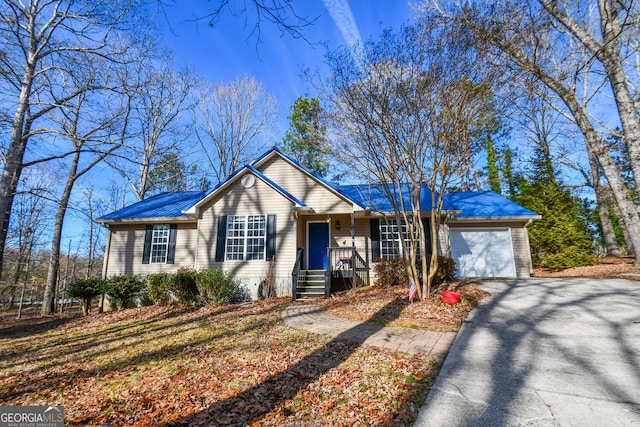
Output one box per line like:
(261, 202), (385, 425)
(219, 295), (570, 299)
(587, 150), (622, 257)
(59, 240), (72, 314)
(41, 152), (80, 315)
(16, 257), (29, 320)
(0, 85), (33, 292)
(540, 0), (640, 199)
(485, 30), (640, 265)
(85, 190), (95, 278)
(570, 103), (640, 264)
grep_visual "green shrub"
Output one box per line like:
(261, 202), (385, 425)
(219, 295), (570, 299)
(541, 246), (595, 272)
(170, 268), (199, 305)
(145, 273), (172, 305)
(105, 275), (144, 310)
(229, 282), (251, 303)
(373, 256), (456, 288)
(66, 277), (106, 315)
(196, 268), (236, 304)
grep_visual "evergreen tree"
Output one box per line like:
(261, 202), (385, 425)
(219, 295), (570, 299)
(503, 148), (516, 199)
(281, 97), (330, 177)
(485, 132), (501, 194)
(147, 153), (199, 194)
(513, 147), (595, 271)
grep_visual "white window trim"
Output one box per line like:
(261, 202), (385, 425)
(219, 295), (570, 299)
(380, 219), (421, 260)
(225, 215), (267, 261)
(150, 224), (170, 264)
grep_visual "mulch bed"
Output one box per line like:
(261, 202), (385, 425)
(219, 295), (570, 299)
(311, 281), (489, 332)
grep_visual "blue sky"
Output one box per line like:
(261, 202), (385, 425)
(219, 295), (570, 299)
(58, 1), (418, 252)
(156, 0), (416, 135)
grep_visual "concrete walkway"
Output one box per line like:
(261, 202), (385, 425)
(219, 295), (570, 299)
(282, 304), (457, 360)
(414, 278), (640, 427)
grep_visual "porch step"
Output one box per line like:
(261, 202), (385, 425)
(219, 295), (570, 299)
(295, 270), (326, 300)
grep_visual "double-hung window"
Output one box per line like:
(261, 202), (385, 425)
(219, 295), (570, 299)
(225, 215), (266, 261)
(143, 224), (176, 264)
(380, 219), (420, 260)
(150, 224), (170, 263)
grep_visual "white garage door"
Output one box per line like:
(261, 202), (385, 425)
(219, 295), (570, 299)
(450, 228), (517, 278)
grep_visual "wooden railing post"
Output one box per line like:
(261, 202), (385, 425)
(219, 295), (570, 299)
(325, 247), (331, 298)
(291, 248), (303, 301)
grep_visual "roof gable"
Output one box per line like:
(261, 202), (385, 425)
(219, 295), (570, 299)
(183, 164), (306, 215)
(97, 149), (539, 223)
(252, 147), (365, 210)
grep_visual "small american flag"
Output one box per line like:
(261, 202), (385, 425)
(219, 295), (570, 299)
(408, 280), (417, 303)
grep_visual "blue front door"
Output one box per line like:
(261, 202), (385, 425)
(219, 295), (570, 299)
(308, 222), (329, 270)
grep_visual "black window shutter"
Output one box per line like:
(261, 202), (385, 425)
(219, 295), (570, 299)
(266, 214), (276, 260)
(167, 224), (177, 264)
(370, 219), (380, 261)
(142, 225), (153, 264)
(215, 216), (227, 262)
(421, 218), (432, 254)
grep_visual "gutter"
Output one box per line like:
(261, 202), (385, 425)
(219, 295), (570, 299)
(95, 216), (198, 225)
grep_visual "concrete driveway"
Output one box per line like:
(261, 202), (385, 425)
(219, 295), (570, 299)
(414, 278), (640, 426)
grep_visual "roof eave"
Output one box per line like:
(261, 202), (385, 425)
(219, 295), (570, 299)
(449, 215), (542, 223)
(95, 216), (197, 225)
(368, 209), (461, 217)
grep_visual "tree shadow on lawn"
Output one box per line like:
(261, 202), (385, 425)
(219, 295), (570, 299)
(0, 314), (80, 340)
(163, 296), (419, 426)
(0, 302), (289, 400)
(0, 300), (285, 372)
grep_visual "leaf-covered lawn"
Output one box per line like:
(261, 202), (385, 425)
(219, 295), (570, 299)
(0, 295), (443, 426)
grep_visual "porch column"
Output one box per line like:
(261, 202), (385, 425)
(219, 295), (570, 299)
(351, 213), (355, 248)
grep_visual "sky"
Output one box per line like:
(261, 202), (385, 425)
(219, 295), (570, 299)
(58, 1), (418, 252)
(155, 0), (417, 136)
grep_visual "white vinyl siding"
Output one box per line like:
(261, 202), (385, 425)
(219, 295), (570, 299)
(256, 156), (353, 213)
(104, 223), (197, 277)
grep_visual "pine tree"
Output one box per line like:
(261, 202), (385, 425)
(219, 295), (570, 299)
(281, 97), (330, 177)
(485, 133), (501, 194)
(513, 146), (595, 271)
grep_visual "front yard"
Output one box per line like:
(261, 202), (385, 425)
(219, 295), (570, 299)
(2, 256), (635, 426)
(0, 283), (485, 426)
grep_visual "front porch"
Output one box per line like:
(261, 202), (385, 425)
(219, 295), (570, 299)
(291, 246), (370, 300)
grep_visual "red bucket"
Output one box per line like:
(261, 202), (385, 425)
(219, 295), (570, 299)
(442, 290), (461, 304)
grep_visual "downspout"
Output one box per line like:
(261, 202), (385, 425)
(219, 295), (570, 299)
(99, 225), (112, 313)
(524, 219), (534, 277)
(194, 220), (200, 270)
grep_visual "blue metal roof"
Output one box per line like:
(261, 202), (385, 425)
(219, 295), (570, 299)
(443, 191), (539, 218)
(335, 184), (458, 212)
(98, 148), (538, 222)
(336, 185), (537, 218)
(97, 191), (207, 221)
